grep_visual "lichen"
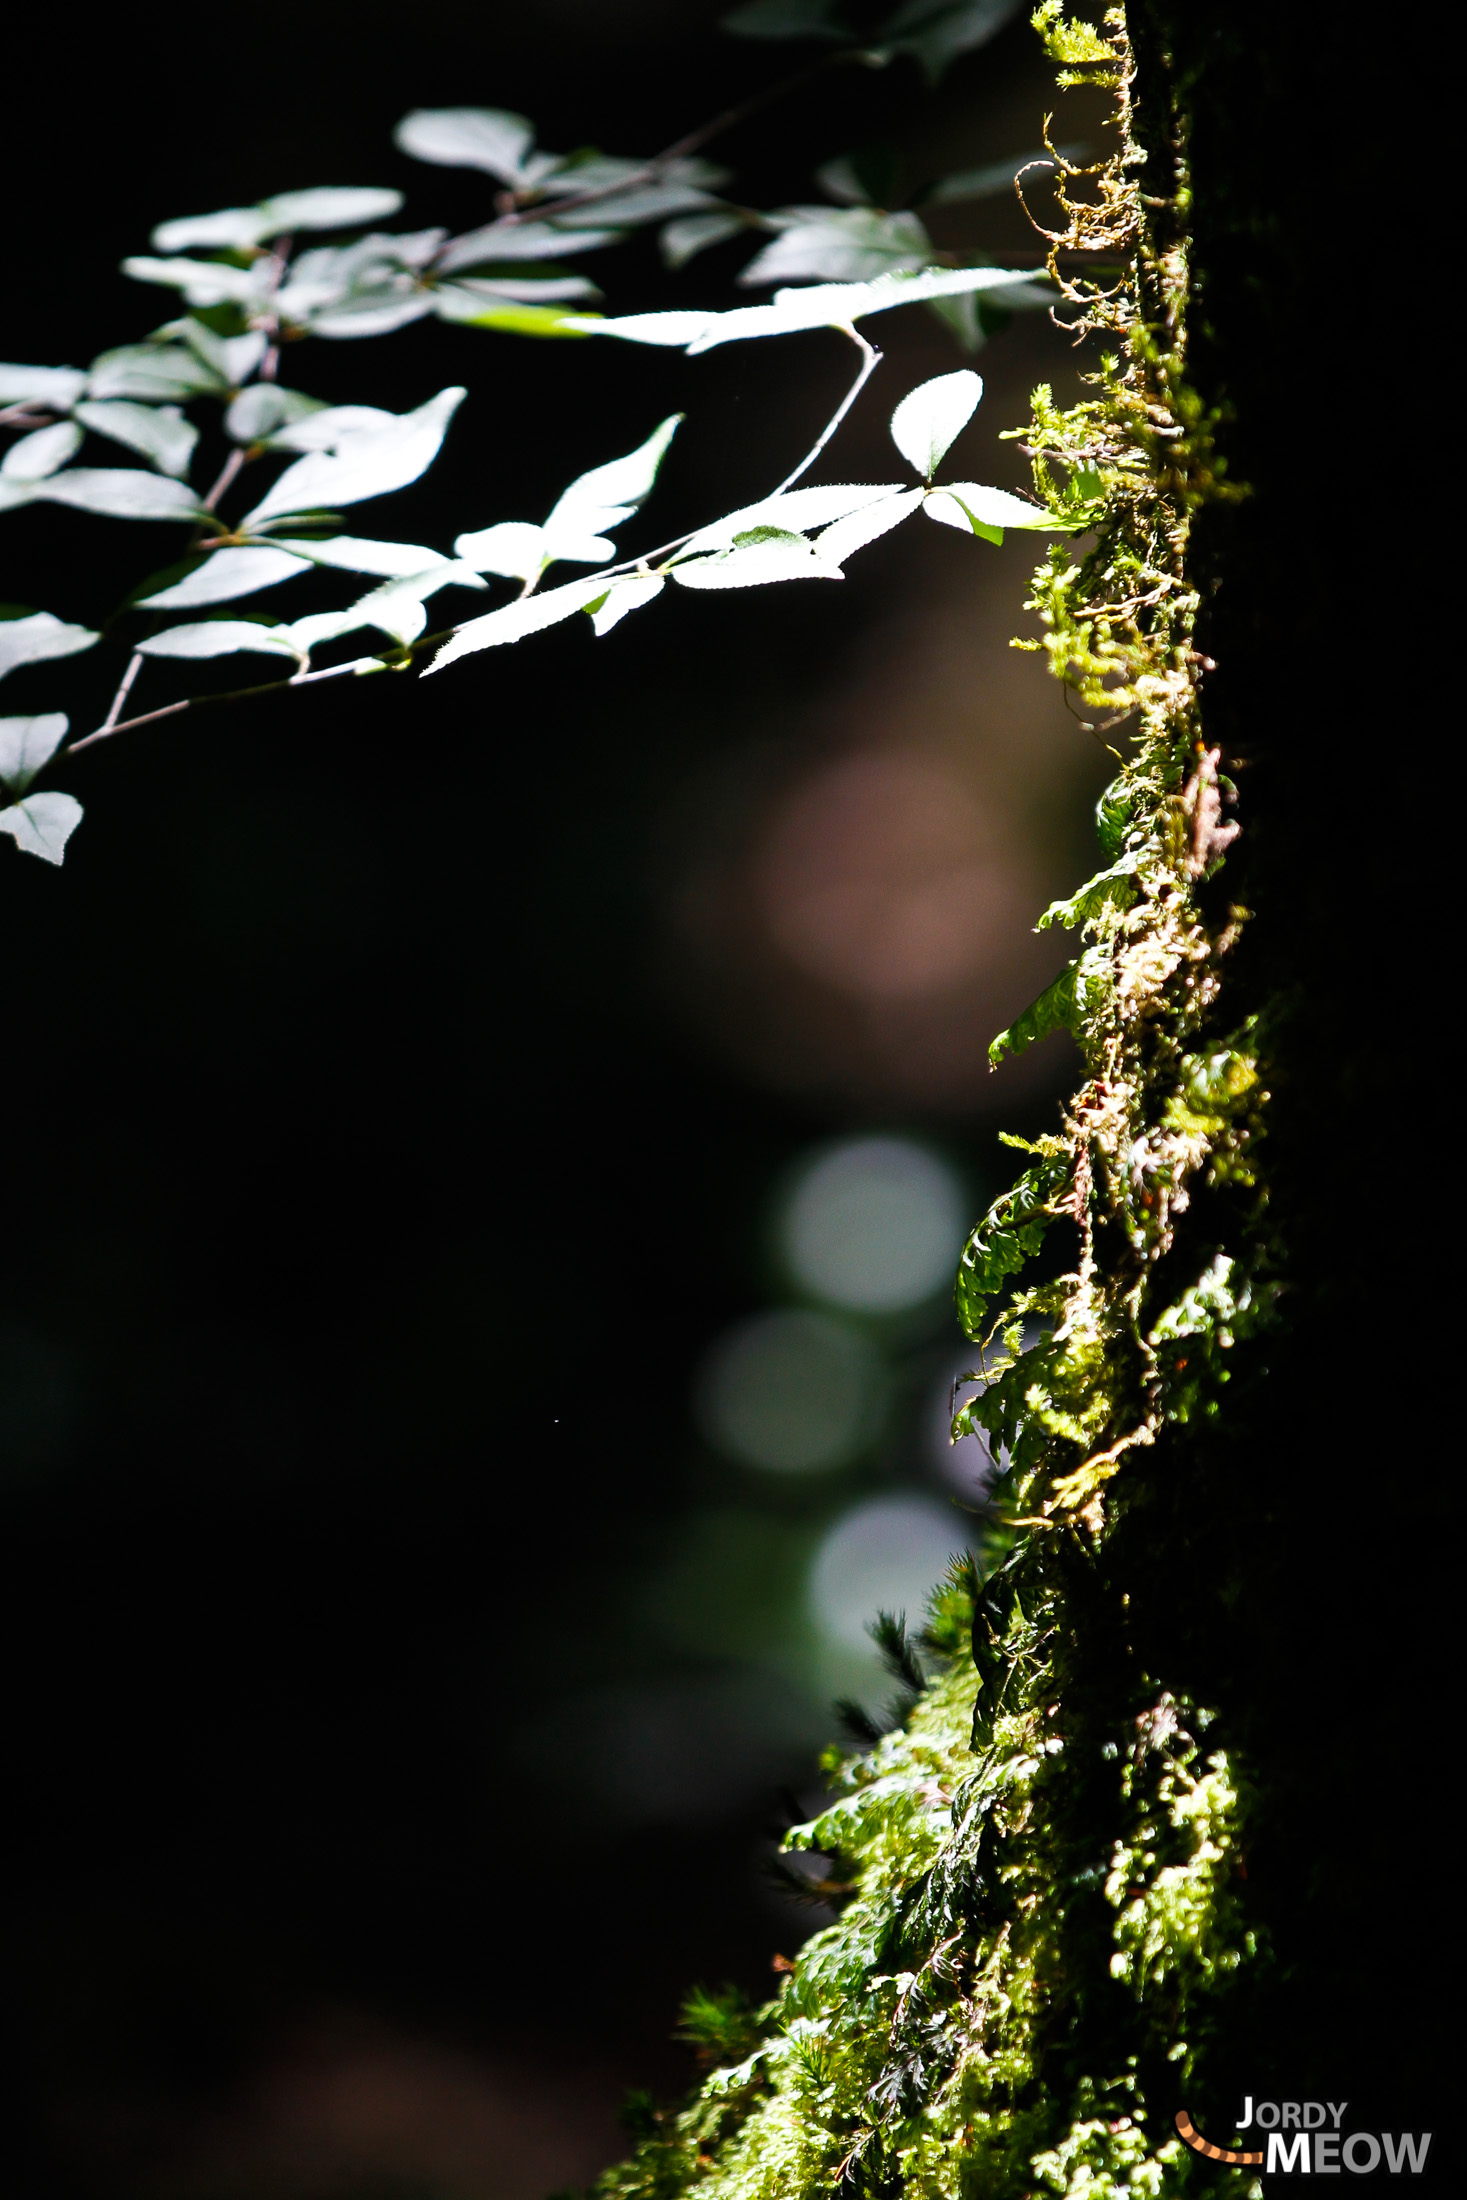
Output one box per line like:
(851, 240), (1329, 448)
(587, 10), (1276, 2195)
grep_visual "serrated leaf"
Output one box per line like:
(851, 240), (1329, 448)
(137, 620), (304, 662)
(813, 486), (924, 563)
(284, 562), (483, 652)
(0, 363), (88, 408)
(0, 789), (82, 864)
(0, 612), (100, 683)
(660, 212), (751, 270)
(1, 422), (84, 481)
(588, 575), (665, 633)
(567, 264), (1050, 351)
(393, 107), (541, 184)
(257, 187), (404, 234)
(425, 575), (613, 674)
(138, 546), (313, 609)
(671, 530), (843, 589)
(32, 469), (207, 522)
(543, 415), (682, 560)
(72, 400), (198, 479)
(890, 370), (982, 478)
(241, 388), (466, 525)
(923, 482), (1059, 539)
(680, 482), (902, 557)
(0, 712), (68, 792)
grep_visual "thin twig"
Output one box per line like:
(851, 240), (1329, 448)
(97, 650), (145, 737)
(769, 326), (880, 496)
(65, 653), (386, 756)
(201, 446), (246, 512)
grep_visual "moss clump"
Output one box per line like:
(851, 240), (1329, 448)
(591, 11), (1277, 2195)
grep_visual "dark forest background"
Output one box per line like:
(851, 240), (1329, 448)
(0, 9), (1124, 2193)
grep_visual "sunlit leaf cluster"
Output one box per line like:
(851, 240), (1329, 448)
(1, 89), (1058, 862)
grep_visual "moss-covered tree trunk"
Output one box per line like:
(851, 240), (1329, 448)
(593, 10), (1450, 2193)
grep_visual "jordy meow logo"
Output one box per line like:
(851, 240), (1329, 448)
(1175, 2099), (1432, 2176)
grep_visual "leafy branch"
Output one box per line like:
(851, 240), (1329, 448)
(3, 87), (1070, 861)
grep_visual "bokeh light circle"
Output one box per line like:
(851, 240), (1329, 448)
(809, 1494), (965, 1649)
(694, 1309), (880, 1474)
(781, 1137), (966, 1313)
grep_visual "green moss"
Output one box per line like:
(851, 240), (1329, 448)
(588, 11), (1277, 2195)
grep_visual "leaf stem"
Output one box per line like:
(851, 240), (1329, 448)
(65, 652), (386, 756)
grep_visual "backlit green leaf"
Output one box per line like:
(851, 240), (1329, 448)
(432, 296), (600, 337)
(681, 483), (902, 557)
(425, 575), (613, 673)
(1036, 856), (1139, 930)
(671, 528), (843, 589)
(987, 960), (1092, 1067)
(812, 486), (924, 562)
